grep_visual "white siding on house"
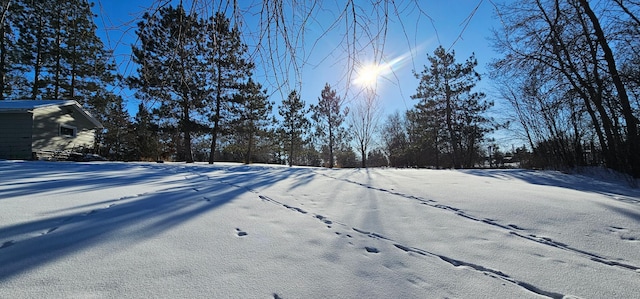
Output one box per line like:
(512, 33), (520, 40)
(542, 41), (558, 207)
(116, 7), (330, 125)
(31, 104), (97, 153)
(0, 113), (33, 159)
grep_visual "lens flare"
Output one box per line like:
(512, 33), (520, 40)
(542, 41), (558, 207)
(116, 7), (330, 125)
(352, 42), (427, 89)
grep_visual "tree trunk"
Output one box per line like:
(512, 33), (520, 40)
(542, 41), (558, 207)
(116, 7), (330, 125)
(445, 83), (460, 168)
(579, 0), (640, 177)
(328, 106), (334, 168)
(328, 126), (334, 168)
(208, 96), (220, 164)
(209, 61), (223, 164)
(288, 136), (294, 167)
(54, 11), (62, 99)
(32, 19), (44, 99)
(0, 21), (5, 100)
(245, 130), (253, 164)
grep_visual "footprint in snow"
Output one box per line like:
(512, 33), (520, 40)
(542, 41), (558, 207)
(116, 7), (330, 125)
(609, 226), (639, 242)
(0, 240), (16, 249)
(508, 224), (523, 230)
(235, 228), (248, 237)
(365, 246), (380, 253)
(315, 214), (333, 225)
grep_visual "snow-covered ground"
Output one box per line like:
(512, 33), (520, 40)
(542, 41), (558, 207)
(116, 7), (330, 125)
(1, 160), (639, 298)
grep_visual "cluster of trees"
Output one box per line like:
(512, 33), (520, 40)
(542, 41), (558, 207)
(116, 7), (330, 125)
(0, 0), (132, 160)
(0, 0), (114, 102)
(491, 0), (640, 177)
(125, 5), (363, 167)
(1, 1), (500, 170)
(0, 0), (498, 167)
(381, 46), (495, 168)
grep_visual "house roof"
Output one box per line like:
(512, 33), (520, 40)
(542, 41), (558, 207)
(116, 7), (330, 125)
(0, 100), (103, 128)
(0, 99), (78, 110)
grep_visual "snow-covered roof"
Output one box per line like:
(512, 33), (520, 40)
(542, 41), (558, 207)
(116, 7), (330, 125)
(0, 100), (103, 128)
(0, 99), (77, 110)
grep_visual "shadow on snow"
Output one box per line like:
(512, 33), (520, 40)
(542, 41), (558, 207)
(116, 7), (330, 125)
(0, 161), (316, 281)
(460, 168), (640, 204)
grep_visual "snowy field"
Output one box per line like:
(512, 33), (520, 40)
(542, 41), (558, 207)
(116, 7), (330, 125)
(0, 160), (639, 298)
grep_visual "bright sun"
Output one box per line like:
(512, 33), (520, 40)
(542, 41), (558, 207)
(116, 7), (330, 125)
(354, 63), (385, 88)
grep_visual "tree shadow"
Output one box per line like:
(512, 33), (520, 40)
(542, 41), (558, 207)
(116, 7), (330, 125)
(597, 202), (640, 224)
(460, 168), (640, 203)
(0, 161), (182, 199)
(0, 161), (311, 281)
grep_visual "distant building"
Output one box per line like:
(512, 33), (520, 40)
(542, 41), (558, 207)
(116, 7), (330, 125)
(0, 100), (103, 160)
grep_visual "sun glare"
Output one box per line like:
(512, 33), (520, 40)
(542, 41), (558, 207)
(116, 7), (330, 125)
(354, 64), (384, 88)
(352, 42), (429, 90)
(354, 63), (387, 88)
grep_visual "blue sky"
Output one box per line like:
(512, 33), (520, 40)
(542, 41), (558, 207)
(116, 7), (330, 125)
(93, 0), (513, 146)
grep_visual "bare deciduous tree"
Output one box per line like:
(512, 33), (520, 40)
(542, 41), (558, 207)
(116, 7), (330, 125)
(491, 0), (640, 176)
(350, 88), (381, 168)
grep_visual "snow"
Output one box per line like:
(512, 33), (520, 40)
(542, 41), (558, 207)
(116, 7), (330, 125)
(1, 160), (639, 298)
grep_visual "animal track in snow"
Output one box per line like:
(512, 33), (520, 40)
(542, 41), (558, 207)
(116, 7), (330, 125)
(364, 246), (380, 253)
(346, 222), (568, 298)
(314, 214), (333, 225)
(250, 183), (573, 299)
(608, 226), (639, 242)
(283, 204), (307, 214)
(510, 231), (640, 271)
(0, 240), (15, 249)
(235, 228), (248, 237)
(319, 171), (640, 274)
(254, 186), (571, 298)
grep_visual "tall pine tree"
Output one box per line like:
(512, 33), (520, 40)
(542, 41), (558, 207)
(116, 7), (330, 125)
(129, 4), (207, 162)
(412, 46), (492, 168)
(133, 103), (160, 161)
(205, 12), (253, 164)
(311, 83), (349, 168)
(0, 0), (23, 100)
(96, 94), (134, 160)
(9, 0), (114, 105)
(278, 90), (310, 167)
(230, 78), (274, 164)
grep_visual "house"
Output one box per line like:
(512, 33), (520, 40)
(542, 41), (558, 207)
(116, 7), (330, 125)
(0, 100), (103, 160)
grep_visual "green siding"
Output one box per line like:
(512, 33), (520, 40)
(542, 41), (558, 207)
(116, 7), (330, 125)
(0, 113), (33, 159)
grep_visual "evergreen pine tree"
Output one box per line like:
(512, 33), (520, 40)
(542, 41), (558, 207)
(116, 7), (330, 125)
(96, 94), (134, 160)
(13, 0), (52, 99)
(0, 1), (23, 99)
(205, 12), (253, 164)
(278, 90), (310, 167)
(10, 0), (114, 104)
(311, 83), (349, 168)
(412, 46), (492, 168)
(64, 0), (116, 107)
(128, 4), (207, 162)
(230, 78), (274, 164)
(133, 103), (160, 161)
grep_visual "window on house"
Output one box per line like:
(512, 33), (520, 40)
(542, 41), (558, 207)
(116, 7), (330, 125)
(60, 124), (77, 137)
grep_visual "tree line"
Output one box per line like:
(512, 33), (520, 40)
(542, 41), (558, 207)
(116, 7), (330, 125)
(490, 0), (640, 177)
(3, 1), (637, 177)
